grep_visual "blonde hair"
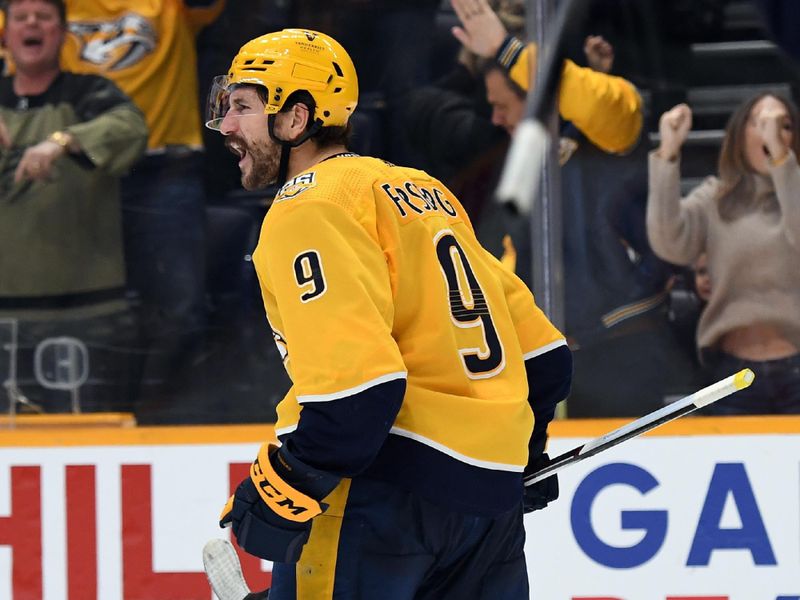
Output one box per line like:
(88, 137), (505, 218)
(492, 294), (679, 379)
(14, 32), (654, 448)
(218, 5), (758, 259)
(458, 0), (526, 75)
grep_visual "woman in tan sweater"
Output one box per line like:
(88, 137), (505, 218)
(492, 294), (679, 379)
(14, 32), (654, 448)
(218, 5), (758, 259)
(648, 92), (800, 414)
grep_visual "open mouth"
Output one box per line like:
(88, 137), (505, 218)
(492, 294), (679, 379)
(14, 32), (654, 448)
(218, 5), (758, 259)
(225, 139), (245, 159)
(763, 144), (771, 158)
(225, 138), (250, 169)
(22, 36), (43, 48)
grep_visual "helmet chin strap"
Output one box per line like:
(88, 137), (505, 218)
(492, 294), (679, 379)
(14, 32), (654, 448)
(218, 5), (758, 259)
(268, 113), (322, 187)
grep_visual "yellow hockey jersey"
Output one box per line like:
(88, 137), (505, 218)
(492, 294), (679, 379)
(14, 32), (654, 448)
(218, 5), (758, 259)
(252, 155), (565, 473)
(61, 0), (224, 150)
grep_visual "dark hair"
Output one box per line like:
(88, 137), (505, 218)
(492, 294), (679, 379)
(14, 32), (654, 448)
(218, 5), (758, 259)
(716, 91), (800, 220)
(2, 0), (66, 25)
(477, 59), (527, 99)
(254, 86), (352, 149)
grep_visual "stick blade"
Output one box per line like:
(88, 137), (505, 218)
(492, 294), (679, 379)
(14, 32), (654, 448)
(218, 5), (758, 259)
(203, 538), (251, 600)
(494, 118), (549, 215)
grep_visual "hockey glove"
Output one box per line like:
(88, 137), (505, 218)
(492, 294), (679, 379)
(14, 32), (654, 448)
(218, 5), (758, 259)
(522, 453), (559, 513)
(220, 443), (336, 563)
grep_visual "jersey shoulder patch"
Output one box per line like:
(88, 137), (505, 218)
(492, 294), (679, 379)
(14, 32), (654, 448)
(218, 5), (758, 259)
(274, 172), (317, 203)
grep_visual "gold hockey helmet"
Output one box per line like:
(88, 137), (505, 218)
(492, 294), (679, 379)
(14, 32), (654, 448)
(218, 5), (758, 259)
(206, 29), (358, 130)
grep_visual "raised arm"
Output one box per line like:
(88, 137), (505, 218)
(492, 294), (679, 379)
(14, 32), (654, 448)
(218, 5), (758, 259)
(450, 0), (507, 58)
(647, 104), (711, 266)
(450, 0), (642, 153)
(758, 105), (800, 247)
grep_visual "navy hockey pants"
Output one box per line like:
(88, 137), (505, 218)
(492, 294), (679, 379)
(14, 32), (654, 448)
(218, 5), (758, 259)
(268, 476), (529, 599)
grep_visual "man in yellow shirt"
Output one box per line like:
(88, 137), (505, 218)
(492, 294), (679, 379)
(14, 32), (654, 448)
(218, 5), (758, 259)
(60, 0), (224, 417)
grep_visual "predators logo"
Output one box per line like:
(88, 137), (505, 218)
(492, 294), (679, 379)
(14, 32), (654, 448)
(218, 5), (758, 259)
(68, 14), (156, 71)
(271, 327), (289, 363)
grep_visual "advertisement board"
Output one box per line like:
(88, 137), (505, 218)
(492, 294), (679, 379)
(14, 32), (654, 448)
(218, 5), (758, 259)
(525, 418), (800, 600)
(1, 417), (799, 599)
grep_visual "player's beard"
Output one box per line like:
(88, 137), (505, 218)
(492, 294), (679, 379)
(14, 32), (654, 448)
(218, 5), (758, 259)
(227, 133), (281, 191)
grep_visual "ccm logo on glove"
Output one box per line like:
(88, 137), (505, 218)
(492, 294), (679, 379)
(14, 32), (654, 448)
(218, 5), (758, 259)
(249, 445), (322, 522)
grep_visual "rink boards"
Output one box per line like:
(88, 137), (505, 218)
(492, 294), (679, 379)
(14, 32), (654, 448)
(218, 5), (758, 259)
(1, 416), (799, 600)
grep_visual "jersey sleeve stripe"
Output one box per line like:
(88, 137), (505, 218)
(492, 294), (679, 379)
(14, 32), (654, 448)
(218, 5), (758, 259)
(388, 427), (524, 472)
(523, 338), (568, 361)
(275, 424), (298, 438)
(296, 371), (408, 404)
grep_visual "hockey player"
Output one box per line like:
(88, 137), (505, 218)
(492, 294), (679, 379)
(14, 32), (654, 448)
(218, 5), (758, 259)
(206, 29), (572, 599)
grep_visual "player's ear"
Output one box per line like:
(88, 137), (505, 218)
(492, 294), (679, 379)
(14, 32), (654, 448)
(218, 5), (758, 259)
(288, 102), (313, 137)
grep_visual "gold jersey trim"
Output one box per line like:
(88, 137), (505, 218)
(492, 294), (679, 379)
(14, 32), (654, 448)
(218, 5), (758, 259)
(388, 427), (525, 472)
(297, 371), (408, 404)
(523, 338), (568, 361)
(275, 424), (298, 438)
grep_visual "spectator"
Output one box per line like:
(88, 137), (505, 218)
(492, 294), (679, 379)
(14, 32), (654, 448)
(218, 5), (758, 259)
(0, 0), (147, 413)
(404, 0), (522, 225)
(648, 94), (800, 415)
(60, 0), (224, 421)
(450, 0), (695, 417)
(693, 253), (712, 303)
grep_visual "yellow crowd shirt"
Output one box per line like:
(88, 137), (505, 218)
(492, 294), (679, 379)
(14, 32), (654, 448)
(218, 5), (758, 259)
(61, 0), (224, 150)
(253, 155), (565, 472)
(503, 40), (643, 154)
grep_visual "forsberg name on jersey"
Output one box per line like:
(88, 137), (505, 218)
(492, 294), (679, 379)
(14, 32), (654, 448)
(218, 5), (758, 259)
(381, 181), (460, 220)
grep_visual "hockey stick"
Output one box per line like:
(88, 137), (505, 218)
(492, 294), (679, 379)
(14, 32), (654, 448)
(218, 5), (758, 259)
(203, 370), (754, 597)
(495, 0), (591, 213)
(203, 538), (264, 600)
(524, 368), (755, 486)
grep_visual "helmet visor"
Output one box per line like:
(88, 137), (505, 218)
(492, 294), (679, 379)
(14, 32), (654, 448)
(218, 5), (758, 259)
(205, 75), (232, 131)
